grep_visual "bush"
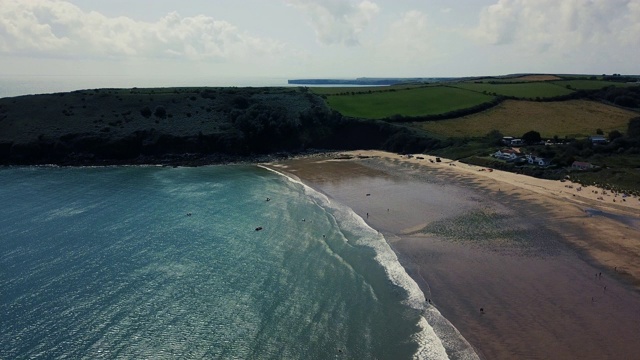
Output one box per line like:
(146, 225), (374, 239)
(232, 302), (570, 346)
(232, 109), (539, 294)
(154, 106), (167, 119)
(522, 130), (541, 145)
(140, 106), (152, 118)
(484, 129), (504, 145)
(608, 130), (623, 141)
(628, 117), (640, 138)
(232, 96), (250, 109)
(614, 96), (638, 108)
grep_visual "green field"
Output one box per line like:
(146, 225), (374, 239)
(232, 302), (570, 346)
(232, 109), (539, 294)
(325, 86), (495, 119)
(551, 80), (637, 90)
(450, 82), (574, 98)
(414, 99), (637, 139)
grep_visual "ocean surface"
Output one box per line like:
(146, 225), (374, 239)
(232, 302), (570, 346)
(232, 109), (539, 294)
(0, 75), (384, 99)
(0, 165), (475, 359)
(0, 75), (291, 99)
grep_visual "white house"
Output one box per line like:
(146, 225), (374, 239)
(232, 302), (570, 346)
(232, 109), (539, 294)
(494, 148), (520, 161)
(536, 158), (551, 166)
(525, 154), (551, 166)
(501, 137), (524, 146)
(589, 135), (607, 144)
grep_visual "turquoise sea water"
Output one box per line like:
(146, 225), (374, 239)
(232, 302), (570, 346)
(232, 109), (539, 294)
(0, 165), (473, 359)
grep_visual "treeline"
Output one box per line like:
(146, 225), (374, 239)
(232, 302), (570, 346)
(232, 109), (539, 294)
(589, 86), (640, 108)
(380, 96), (505, 123)
(602, 74), (638, 83)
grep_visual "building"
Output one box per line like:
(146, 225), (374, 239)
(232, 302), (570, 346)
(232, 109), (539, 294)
(571, 161), (593, 170)
(501, 137), (523, 146)
(525, 154), (551, 166)
(494, 148), (519, 161)
(589, 135), (607, 144)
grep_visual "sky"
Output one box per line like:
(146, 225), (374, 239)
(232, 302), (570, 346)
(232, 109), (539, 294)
(0, 0), (639, 80)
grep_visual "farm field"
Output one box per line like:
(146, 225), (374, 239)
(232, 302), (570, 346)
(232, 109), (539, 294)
(451, 82), (574, 98)
(324, 86), (494, 119)
(413, 99), (638, 139)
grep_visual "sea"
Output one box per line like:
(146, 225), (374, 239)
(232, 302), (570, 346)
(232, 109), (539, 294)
(0, 75), (382, 99)
(0, 75), (292, 99)
(1, 75), (477, 359)
(0, 165), (477, 359)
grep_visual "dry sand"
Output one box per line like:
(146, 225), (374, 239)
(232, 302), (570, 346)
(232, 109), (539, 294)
(264, 150), (640, 360)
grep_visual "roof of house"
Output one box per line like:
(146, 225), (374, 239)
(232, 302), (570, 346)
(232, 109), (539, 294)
(499, 148), (519, 154)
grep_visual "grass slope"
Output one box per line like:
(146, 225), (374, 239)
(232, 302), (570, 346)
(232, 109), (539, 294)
(414, 99), (638, 138)
(325, 86), (494, 119)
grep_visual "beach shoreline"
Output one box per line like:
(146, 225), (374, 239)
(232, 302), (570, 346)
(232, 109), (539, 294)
(264, 150), (640, 360)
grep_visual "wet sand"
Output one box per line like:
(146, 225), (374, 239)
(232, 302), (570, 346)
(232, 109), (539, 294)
(264, 151), (640, 360)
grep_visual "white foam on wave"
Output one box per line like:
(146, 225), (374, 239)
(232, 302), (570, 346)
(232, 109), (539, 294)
(261, 165), (479, 360)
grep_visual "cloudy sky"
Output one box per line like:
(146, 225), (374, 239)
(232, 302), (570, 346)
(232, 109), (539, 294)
(1, 0), (638, 80)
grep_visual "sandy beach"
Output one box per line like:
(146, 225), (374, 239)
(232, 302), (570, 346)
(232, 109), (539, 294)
(264, 150), (640, 360)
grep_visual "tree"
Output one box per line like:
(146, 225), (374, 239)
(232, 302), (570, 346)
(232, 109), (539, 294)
(140, 106), (152, 118)
(614, 96), (638, 108)
(521, 130), (541, 145)
(596, 128), (604, 135)
(628, 117), (640, 138)
(154, 106), (166, 119)
(608, 130), (623, 141)
(484, 129), (504, 146)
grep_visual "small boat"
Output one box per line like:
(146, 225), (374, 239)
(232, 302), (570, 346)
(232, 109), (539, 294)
(255, 227), (263, 231)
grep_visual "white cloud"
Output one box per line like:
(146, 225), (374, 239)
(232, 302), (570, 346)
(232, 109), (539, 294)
(284, 0), (379, 46)
(0, 0), (285, 61)
(379, 11), (433, 58)
(472, 0), (640, 51)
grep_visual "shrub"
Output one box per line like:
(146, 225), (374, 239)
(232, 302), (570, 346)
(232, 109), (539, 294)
(614, 96), (638, 108)
(140, 106), (152, 118)
(522, 130), (541, 145)
(154, 106), (167, 119)
(232, 95), (250, 109)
